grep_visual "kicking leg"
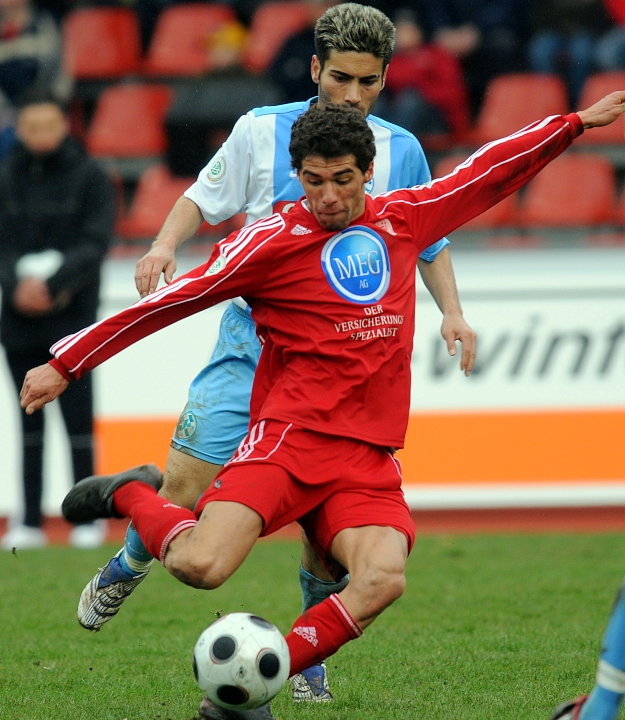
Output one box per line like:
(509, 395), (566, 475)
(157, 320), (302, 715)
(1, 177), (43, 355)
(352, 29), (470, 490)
(64, 469), (262, 587)
(77, 448), (222, 631)
(77, 301), (259, 628)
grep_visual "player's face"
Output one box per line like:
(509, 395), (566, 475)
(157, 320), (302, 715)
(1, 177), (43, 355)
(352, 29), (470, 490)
(16, 102), (68, 156)
(298, 154), (373, 231)
(312, 50), (387, 117)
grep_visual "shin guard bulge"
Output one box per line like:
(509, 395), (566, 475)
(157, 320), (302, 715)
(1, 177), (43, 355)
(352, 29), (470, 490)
(286, 593), (362, 676)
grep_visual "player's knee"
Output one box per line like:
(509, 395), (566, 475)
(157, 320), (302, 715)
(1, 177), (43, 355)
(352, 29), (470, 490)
(359, 566), (406, 615)
(159, 472), (195, 509)
(165, 550), (229, 590)
(374, 568), (406, 609)
(159, 449), (218, 509)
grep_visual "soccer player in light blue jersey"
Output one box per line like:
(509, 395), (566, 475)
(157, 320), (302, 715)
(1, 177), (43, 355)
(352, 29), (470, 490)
(75, 4), (476, 717)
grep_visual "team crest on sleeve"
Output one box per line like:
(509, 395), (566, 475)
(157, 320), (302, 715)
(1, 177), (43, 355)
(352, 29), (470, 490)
(206, 155), (226, 183)
(207, 255), (227, 274)
(320, 226), (390, 304)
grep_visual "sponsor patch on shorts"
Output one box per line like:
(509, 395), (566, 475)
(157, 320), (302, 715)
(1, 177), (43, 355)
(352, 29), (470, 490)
(176, 411), (197, 440)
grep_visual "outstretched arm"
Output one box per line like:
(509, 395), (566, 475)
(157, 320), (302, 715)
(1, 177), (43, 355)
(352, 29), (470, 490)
(410, 90), (625, 247)
(19, 214), (285, 415)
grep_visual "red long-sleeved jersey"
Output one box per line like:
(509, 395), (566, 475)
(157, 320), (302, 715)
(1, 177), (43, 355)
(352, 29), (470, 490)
(50, 113), (583, 448)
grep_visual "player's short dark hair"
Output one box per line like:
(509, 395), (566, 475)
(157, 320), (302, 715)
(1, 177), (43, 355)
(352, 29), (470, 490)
(314, 2), (395, 69)
(289, 103), (376, 173)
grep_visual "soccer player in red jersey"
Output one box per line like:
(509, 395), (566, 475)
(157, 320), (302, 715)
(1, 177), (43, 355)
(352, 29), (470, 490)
(20, 93), (625, 714)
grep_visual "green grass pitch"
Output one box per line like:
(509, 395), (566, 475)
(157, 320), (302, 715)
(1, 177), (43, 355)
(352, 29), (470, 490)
(2, 532), (624, 720)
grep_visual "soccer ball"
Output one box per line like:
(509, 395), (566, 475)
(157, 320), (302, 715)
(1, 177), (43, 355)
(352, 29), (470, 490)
(193, 612), (290, 710)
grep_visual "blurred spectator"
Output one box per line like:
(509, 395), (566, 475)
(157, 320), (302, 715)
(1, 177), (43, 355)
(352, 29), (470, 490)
(375, 9), (470, 141)
(527, 0), (612, 106)
(161, 7), (278, 176)
(416, 0), (530, 116)
(267, 0), (336, 103)
(0, 88), (115, 550)
(0, 0), (71, 156)
(595, 0), (625, 71)
(206, 15), (248, 71)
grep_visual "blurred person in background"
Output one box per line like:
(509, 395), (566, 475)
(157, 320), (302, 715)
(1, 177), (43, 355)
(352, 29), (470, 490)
(526, 0), (612, 107)
(374, 8), (470, 142)
(595, 0), (625, 72)
(416, 0), (529, 117)
(0, 0), (71, 156)
(0, 87), (114, 550)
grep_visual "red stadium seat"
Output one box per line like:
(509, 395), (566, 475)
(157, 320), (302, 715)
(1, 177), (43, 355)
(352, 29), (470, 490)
(242, 1), (312, 73)
(86, 83), (173, 158)
(63, 7), (142, 80)
(117, 164), (233, 240)
(517, 153), (616, 227)
(142, 3), (238, 77)
(465, 73), (570, 147)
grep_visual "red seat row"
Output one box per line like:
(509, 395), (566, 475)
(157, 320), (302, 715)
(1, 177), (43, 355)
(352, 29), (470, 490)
(115, 163), (244, 240)
(63, 2), (313, 80)
(433, 152), (622, 230)
(464, 71), (625, 148)
(114, 151), (625, 242)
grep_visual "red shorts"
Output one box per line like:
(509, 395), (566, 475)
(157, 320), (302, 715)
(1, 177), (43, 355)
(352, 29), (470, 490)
(194, 420), (416, 563)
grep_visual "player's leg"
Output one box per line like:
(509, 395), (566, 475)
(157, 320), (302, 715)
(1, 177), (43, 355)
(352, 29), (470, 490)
(299, 530), (349, 609)
(76, 301), (255, 629)
(289, 531), (348, 701)
(76, 450), (217, 630)
(552, 579), (625, 720)
(63, 465), (263, 586)
(163, 500), (263, 588)
(64, 456), (283, 720)
(285, 525), (409, 676)
(286, 446), (415, 687)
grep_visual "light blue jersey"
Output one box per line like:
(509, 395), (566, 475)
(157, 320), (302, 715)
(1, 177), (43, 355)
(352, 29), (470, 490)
(174, 99), (448, 464)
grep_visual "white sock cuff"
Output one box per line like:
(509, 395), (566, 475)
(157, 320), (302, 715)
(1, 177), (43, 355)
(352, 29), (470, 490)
(597, 659), (625, 693)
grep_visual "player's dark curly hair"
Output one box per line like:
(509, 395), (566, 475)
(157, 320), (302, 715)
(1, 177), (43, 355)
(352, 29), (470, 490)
(289, 103), (376, 174)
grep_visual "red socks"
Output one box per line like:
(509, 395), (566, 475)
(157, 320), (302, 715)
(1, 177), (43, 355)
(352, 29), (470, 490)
(286, 594), (362, 676)
(112, 484), (364, 671)
(113, 482), (197, 563)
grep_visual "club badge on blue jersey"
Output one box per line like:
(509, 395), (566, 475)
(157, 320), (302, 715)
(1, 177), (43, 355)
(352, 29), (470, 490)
(321, 226), (390, 304)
